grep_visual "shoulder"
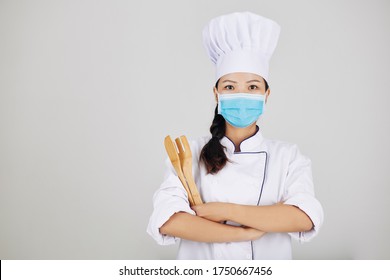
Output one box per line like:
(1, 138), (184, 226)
(262, 137), (310, 162)
(263, 137), (298, 152)
(190, 135), (211, 146)
(188, 135), (211, 155)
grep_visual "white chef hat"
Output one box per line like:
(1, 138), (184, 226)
(202, 11), (281, 83)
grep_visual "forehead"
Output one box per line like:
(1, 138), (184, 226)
(220, 72), (264, 82)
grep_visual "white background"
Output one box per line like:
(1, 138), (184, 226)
(1, 0), (389, 259)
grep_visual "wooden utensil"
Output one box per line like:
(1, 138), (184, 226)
(175, 135), (203, 205)
(164, 135), (195, 206)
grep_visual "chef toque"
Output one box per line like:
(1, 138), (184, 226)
(202, 11), (281, 83)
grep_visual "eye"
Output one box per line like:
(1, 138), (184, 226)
(224, 85), (234, 90)
(249, 85), (259, 90)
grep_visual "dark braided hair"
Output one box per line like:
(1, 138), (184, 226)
(199, 79), (227, 174)
(199, 78), (269, 174)
(199, 104), (228, 174)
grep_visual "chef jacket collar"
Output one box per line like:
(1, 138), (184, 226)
(220, 126), (264, 154)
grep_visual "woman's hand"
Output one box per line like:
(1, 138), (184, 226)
(191, 202), (232, 223)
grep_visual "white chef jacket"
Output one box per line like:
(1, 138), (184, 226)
(147, 128), (324, 259)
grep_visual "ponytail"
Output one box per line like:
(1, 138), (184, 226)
(199, 104), (228, 174)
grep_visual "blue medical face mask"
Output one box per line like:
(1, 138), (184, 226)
(217, 93), (266, 128)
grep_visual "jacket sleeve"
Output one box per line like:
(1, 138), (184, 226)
(282, 145), (324, 242)
(146, 157), (196, 245)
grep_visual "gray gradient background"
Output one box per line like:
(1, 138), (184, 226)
(1, 0), (389, 259)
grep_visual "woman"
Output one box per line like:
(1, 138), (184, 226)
(147, 12), (324, 260)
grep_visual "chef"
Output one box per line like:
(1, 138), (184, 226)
(147, 11), (324, 260)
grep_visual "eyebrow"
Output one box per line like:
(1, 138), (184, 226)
(221, 79), (237, 83)
(221, 79), (262, 83)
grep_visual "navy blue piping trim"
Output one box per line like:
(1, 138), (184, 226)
(232, 150), (268, 260)
(224, 125), (259, 152)
(233, 151), (263, 155)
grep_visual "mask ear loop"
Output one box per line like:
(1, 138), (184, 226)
(216, 92), (222, 114)
(260, 95), (266, 115)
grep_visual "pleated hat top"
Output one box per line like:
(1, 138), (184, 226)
(202, 12), (281, 83)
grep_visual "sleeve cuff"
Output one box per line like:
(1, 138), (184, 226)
(284, 192), (324, 243)
(146, 180), (196, 245)
(147, 190), (196, 245)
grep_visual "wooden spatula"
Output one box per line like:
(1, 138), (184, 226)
(175, 136), (203, 205)
(164, 135), (195, 206)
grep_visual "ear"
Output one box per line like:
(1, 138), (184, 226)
(265, 88), (271, 103)
(213, 86), (218, 103)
